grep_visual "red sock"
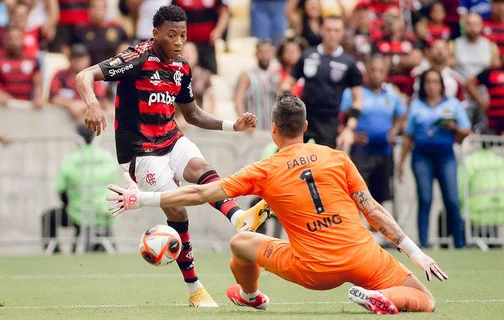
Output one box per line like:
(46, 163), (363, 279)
(167, 220), (198, 283)
(197, 170), (241, 220)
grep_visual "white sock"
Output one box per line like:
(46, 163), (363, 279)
(240, 288), (259, 302)
(187, 280), (204, 292)
(230, 210), (243, 226)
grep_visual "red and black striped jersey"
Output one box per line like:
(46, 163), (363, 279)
(476, 67), (504, 134)
(172, 0), (228, 43)
(483, 20), (504, 57)
(0, 51), (40, 101)
(98, 40), (195, 164)
(371, 34), (423, 96)
(58, 0), (89, 25)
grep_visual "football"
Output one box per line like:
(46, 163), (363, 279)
(139, 225), (182, 266)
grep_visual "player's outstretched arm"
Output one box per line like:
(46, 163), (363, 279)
(177, 101), (258, 131)
(351, 189), (449, 282)
(106, 173), (229, 216)
(76, 65), (107, 135)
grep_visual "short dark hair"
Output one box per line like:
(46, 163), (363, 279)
(276, 38), (301, 66)
(153, 5), (187, 28)
(418, 69), (445, 101)
(272, 93), (306, 138)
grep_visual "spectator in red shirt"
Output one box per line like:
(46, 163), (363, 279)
(343, 1), (372, 68)
(371, 6), (423, 97)
(369, 0), (398, 17)
(425, 2), (451, 44)
(49, 0), (89, 53)
(482, 0), (504, 57)
(276, 38), (303, 97)
(465, 54), (504, 135)
(50, 44), (107, 121)
(0, 27), (43, 108)
(73, 0), (128, 65)
(172, 0), (230, 74)
(442, 0), (461, 39)
(181, 41), (215, 114)
(1, 2), (45, 58)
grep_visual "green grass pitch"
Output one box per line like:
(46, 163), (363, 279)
(1, 250), (503, 319)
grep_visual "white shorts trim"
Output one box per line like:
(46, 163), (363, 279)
(119, 136), (205, 192)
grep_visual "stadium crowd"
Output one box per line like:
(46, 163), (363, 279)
(1, 0), (504, 249)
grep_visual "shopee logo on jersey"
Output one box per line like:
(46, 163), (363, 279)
(109, 64), (133, 77)
(148, 92), (176, 106)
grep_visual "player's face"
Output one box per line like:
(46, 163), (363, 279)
(153, 21), (187, 60)
(367, 60), (387, 87)
(304, 0), (321, 19)
(423, 71), (443, 98)
(5, 30), (24, 56)
(11, 5), (29, 30)
(320, 19), (344, 48)
(256, 43), (274, 70)
(282, 42), (301, 67)
(89, 0), (107, 24)
(429, 3), (445, 24)
(465, 14), (483, 40)
(430, 40), (449, 64)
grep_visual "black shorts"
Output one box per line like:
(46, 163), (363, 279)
(350, 148), (394, 203)
(196, 43), (217, 74)
(304, 113), (338, 149)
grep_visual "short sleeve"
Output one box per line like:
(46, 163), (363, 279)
(345, 61), (363, 88)
(175, 66), (195, 104)
(344, 153), (368, 194)
(404, 103), (416, 135)
(98, 46), (144, 81)
(476, 68), (491, 87)
(291, 52), (305, 80)
(339, 88), (353, 111)
(220, 160), (268, 198)
(454, 100), (471, 129)
(393, 93), (406, 117)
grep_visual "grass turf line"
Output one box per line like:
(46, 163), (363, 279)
(1, 250), (503, 319)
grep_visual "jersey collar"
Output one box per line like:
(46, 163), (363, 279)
(316, 44), (343, 57)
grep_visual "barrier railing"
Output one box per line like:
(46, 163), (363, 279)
(459, 134), (504, 251)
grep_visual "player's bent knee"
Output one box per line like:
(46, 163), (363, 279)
(229, 232), (255, 254)
(183, 158), (213, 183)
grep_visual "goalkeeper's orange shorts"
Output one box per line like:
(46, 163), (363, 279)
(256, 239), (412, 290)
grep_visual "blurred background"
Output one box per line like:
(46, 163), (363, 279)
(1, 0), (504, 256)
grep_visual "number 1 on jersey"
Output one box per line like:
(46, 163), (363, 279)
(299, 169), (325, 214)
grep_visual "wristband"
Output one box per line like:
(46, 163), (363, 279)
(348, 107), (361, 120)
(141, 192), (161, 207)
(222, 120), (235, 131)
(398, 236), (422, 257)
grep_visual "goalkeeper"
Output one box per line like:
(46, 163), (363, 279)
(107, 93), (447, 315)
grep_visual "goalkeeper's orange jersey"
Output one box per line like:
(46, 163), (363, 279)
(221, 143), (375, 272)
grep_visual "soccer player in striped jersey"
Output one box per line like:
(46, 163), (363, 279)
(76, 5), (269, 308)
